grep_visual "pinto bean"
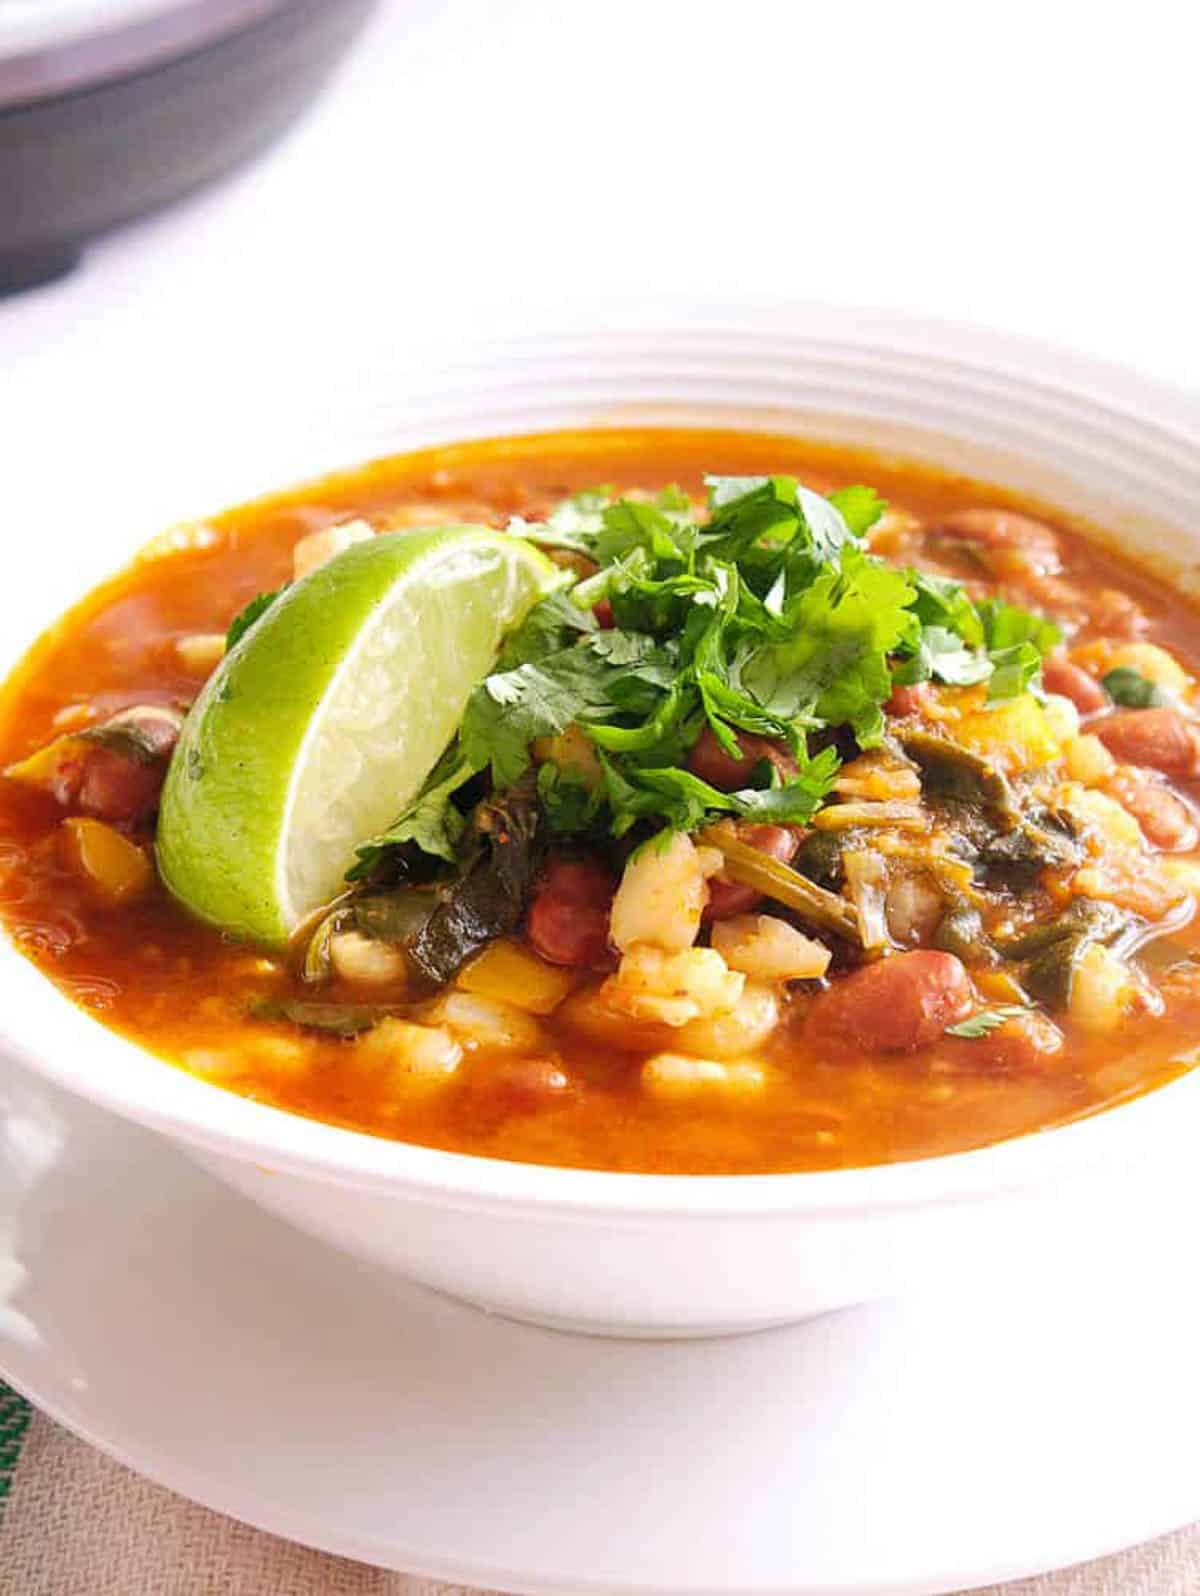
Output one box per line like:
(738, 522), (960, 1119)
(1104, 769), (1199, 851)
(526, 854), (615, 968)
(937, 508), (1061, 571)
(1042, 654), (1108, 716)
(478, 1057), (573, 1112)
(77, 747), (169, 825)
(704, 824), (801, 920)
(592, 599), (616, 629)
(804, 950), (974, 1055)
(688, 727), (798, 792)
(1093, 708), (1200, 778)
(885, 682), (931, 719)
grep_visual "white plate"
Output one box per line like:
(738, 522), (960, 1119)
(2, 1048), (1198, 1596)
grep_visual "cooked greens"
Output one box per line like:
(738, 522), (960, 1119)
(1102, 666), (1166, 708)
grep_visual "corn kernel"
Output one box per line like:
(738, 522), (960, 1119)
(292, 519), (374, 581)
(175, 633), (226, 673)
(358, 1018), (462, 1080)
(642, 1053), (766, 1094)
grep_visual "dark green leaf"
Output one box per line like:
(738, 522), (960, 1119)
(406, 788), (542, 983)
(252, 998), (400, 1037)
(354, 890), (438, 945)
(227, 587), (286, 650)
(536, 762), (602, 833)
(1101, 667), (1166, 708)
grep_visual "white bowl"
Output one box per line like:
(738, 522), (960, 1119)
(3, 304), (1200, 1337)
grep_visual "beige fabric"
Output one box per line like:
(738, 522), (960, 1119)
(1, 1413), (1194, 1596)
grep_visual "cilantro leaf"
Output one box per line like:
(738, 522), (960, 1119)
(701, 476), (802, 562)
(584, 682), (693, 756)
(461, 648), (618, 788)
(893, 624), (994, 688)
(740, 550), (917, 745)
(828, 485), (887, 538)
(395, 468), (1071, 852)
(598, 753), (836, 836)
(978, 598), (1061, 658)
(796, 485), (859, 562)
(705, 474), (773, 511)
(1102, 667), (1166, 708)
(908, 571), (984, 649)
(536, 762), (602, 833)
(987, 643), (1044, 701)
(585, 629), (678, 681)
(348, 752), (474, 876)
(227, 587), (286, 650)
(510, 488), (613, 553)
(597, 499), (686, 565)
(496, 589), (596, 669)
(978, 599), (1061, 702)
(945, 1004), (1030, 1039)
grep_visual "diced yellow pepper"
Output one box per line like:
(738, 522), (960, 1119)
(60, 818), (153, 905)
(953, 694), (1062, 775)
(5, 734), (87, 793)
(456, 938), (574, 1015)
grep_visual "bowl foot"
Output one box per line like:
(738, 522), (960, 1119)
(442, 1290), (802, 1340)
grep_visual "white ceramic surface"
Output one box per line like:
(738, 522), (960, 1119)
(3, 1049), (1200, 1595)
(1, 308), (1199, 1335)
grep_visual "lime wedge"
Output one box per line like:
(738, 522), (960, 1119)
(157, 526), (556, 946)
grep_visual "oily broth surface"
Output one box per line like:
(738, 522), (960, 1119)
(0, 428), (1197, 1174)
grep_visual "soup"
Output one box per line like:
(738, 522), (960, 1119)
(2, 428), (1199, 1174)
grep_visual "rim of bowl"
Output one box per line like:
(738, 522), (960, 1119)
(3, 299), (1200, 1220)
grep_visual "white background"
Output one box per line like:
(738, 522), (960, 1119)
(2, 0), (1197, 579)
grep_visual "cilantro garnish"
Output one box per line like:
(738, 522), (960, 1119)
(350, 475), (1062, 874)
(945, 1004), (1031, 1039)
(226, 586), (286, 650)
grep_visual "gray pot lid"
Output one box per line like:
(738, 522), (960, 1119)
(0, 0), (287, 110)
